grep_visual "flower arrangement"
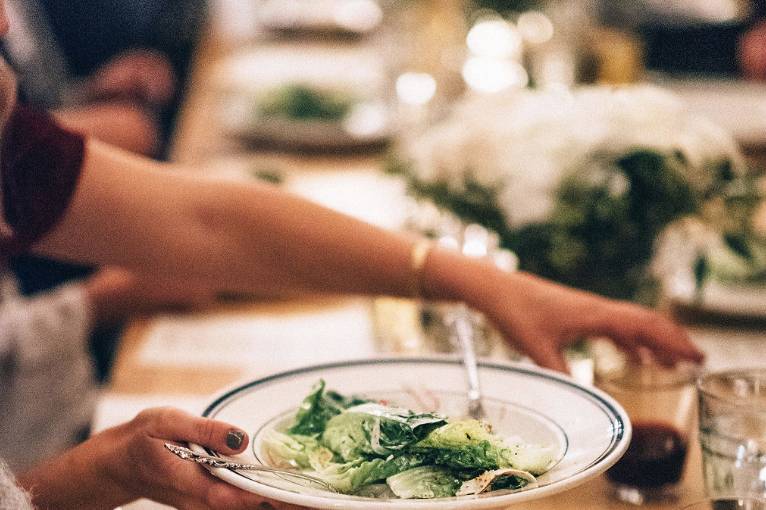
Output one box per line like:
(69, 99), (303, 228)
(389, 85), (763, 303)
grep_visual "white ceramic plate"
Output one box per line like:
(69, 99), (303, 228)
(219, 94), (392, 152)
(257, 0), (384, 37)
(668, 279), (766, 319)
(192, 357), (630, 509)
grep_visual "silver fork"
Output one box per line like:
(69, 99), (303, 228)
(449, 305), (485, 419)
(164, 443), (337, 492)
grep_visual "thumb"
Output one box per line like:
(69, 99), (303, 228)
(138, 407), (249, 455)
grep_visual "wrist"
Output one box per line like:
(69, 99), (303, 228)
(421, 247), (504, 309)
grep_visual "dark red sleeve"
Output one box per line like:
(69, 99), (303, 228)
(0, 104), (85, 255)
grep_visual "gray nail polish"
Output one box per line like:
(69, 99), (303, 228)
(226, 429), (245, 449)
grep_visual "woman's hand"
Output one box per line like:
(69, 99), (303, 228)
(19, 407), (307, 510)
(739, 20), (766, 81)
(84, 267), (217, 326)
(476, 270), (704, 372)
(423, 248), (704, 373)
(82, 49), (176, 106)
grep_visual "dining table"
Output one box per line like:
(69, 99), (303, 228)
(101, 2), (766, 509)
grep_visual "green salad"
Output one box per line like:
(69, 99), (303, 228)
(263, 381), (554, 499)
(258, 84), (354, 122)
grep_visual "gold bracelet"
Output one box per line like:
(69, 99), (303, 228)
(410, 239), (434, 299)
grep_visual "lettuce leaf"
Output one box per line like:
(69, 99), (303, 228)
(411, 420), (553, 475)
(321, 403), (445, 461)
(315, 454), (426, 493)
(386, 466), (462, 499)
(288, 380), (371, 436)
(262, 430), (334, 470)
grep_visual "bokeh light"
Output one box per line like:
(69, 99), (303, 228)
(462, 57), (528, 93)
(396, 72), (437, 105)
(466, 18), (523, 59)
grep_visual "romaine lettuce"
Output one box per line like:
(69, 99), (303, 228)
(412, 420), (553, 475)
(315, 454), (425, 493)
(267, 382), (553, 498)
(262, 430), (334, 470)
(322, 403), (445, 461)
(386, 466), (462, 498)
(288, 379), (370, 436)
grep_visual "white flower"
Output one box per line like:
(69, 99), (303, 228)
(403, 84), (743, 227)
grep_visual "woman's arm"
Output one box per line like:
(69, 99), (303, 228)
(34, 139), (419, 297)
(33, 140), (703, 370)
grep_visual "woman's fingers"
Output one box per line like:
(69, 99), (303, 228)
(501, 294), (703, 373)
(506, 323), (569, 372)
(136, 407), (249, 455)
(634, 316), (704, 365)
(589, 304), (704, 365)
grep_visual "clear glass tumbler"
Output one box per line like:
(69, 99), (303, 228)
(681, 497), (766, 510)
(597, 361), (699, 505)
(698, 369), (766, 500)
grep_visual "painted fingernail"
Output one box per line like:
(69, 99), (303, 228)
(226, 429), (245, 449)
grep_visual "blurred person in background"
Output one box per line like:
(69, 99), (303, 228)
(4, 0), (208, 155)
(0, 0), (209, 396)
(0, 267), (215, 474)
(2, 0), (182, 156)
(37, 0), (207, 150)
(600, 0), (766, 79)
(0, 0), (211, 476)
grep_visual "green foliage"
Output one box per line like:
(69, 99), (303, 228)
(259, 84), (354, 121)
(470, 0), (540, 15)
(395, 148), (760, 303)
(723, 233), (754, 262)
(509, 149), (699, 302)
(386, 158), (511, 241)
(693, 254), (710, 302)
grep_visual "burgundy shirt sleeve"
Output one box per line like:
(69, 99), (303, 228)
(0, 104), (85, 255)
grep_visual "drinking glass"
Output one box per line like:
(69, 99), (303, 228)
(698, 369), (766, 499)
(597, 360), (699, 505)
(681, 497), (766, 510)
